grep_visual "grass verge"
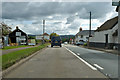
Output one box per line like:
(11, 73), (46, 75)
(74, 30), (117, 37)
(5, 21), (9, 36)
(0, 43), (49, 70)
(2, 45), (30, 50)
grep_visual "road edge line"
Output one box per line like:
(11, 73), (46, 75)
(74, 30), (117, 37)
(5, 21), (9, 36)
(94, 64), (104, 70)
(64, 47), (97, 71)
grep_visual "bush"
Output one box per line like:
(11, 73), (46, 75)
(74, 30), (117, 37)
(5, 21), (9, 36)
(84, 43), (87, 46)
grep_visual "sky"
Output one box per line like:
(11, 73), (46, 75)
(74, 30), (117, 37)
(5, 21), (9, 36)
(2, 2), (118, 35)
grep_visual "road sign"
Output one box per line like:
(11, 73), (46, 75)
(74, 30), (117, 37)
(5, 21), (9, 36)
(112, 0), (120, 6)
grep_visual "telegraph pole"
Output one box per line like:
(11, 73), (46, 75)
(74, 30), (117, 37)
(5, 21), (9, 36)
(89, 11), (91, 37)
(88, 11), (91, 47)
(43, 20), (45, 44)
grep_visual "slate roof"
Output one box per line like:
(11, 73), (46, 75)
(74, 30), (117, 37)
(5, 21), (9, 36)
(76, 30), (95, 36)
(43, 33), (49, 36)
(95, 16), (118, 32)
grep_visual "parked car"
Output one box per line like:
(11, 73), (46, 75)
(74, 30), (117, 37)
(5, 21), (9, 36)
(51, 36), (62, 47)
(75, 41), (87, 46)
(64, 42), (68, 45)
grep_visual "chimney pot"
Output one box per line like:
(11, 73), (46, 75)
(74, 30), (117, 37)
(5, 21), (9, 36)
(16, 26), (18, 29)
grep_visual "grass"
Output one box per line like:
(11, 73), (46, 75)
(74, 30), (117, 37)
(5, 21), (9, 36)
(2, 45), (30, 50)
(0, 43), (49, 70)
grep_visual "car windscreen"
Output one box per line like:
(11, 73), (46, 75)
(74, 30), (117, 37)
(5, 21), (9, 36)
(51, 37), (61, 41)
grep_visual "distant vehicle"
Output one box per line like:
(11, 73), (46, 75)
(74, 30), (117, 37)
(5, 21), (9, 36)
(64, 42), (68, 44)
(51, 36), (62, 47)
(28, 39), (36, 46)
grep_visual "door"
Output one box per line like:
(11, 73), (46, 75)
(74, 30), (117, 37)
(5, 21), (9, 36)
(105, 34), (108, 48)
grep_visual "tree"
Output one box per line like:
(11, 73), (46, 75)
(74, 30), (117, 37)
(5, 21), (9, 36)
(50, 32), (59, 39)
(0, 22), (12, 48)
(1, 22), (12, 36)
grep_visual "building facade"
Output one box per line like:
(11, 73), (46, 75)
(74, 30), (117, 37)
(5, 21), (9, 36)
(75, 28), (94, 43)
(36, 33), (50, 40)
(9, 26), (28, 45)
(89, 16), (118, 49)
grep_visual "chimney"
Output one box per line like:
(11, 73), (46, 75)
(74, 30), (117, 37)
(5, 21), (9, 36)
(16, 26), (19, 29)
(79, 27), (82, 32)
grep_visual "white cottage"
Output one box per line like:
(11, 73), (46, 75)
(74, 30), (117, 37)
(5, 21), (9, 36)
(75, 28), (94, 43)
(89, 16), (118, 49)
(36, 33), (50, 40)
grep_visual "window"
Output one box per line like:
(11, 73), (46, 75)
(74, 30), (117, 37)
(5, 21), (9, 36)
(20, 36), (26, 40)
(81, 35), (83, 38)
(16, 32), (21, 36)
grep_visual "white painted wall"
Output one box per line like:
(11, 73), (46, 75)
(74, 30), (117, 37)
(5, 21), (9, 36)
(36, 35), (43, 40)
(44, 35), (49, 40)
(75, 35), (88, 43)
(90, 24), (118, 43)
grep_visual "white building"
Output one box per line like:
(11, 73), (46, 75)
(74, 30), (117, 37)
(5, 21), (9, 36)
(36, 33), (50, 40)
(89, 16), (118, 49)
(36, 35), (43, 40)
(75, 28), (94, 43)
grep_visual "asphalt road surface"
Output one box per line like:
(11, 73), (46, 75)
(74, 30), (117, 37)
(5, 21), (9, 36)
(3, 45), (108, 78)
(64, 44), (118, 79)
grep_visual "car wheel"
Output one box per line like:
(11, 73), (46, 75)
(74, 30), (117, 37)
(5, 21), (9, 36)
(60, 45), (62, 47)
(51, 45), (53, 47)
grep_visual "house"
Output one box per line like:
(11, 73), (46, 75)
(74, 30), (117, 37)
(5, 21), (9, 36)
(43, 33), (50, 40)
(36, 33), (50, 40)
(36, 35), (43, 40)
(9, 26), (28, 45)
(89, 16), (118, 49)
(75, 27), (94, 43)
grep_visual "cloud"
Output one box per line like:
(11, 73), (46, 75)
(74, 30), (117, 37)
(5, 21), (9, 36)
(2, 2), (117, 35)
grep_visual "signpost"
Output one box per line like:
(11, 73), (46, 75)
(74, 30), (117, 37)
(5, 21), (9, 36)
(112, 1), (120, 80)
(112, 0), (120, 52)
(112, 0), (120, 6)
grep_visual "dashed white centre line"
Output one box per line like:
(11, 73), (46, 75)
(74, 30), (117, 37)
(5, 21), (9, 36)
(94, 64), (104, 70)
(64, 47), (97, 71)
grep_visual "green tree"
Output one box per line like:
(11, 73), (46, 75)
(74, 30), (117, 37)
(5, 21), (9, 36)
(50, 32), (59, 39)
(1, 22), (12, 36)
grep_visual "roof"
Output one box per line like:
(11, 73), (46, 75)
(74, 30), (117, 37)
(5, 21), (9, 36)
(76, 30), (95, 36)
(9, 26), (26, 35)
(95, 16), (118, 32)
(43, 33), (49, 36)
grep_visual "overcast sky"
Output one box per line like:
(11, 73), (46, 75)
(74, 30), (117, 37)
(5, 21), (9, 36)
(2, 2), (118, 35)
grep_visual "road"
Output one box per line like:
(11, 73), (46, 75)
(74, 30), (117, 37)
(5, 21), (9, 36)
(64, 44), (118, 79)
(3, 45), (108, 78)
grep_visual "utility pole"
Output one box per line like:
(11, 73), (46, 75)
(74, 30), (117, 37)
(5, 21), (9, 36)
(89, 11), (92, 37)
(43, 20), (45, 44)
(88, 11), (91, 47)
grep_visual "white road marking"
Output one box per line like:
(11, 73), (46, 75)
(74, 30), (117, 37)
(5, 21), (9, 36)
(77, 53), (80, 55)
(94, 64), (104, 70)
(64, 47), (97, 70)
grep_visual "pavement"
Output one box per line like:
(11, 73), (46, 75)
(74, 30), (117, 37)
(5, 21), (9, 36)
(3, 45), (108, 78)
(64, 44), (118, 79)
(79, 45), (118, 55)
